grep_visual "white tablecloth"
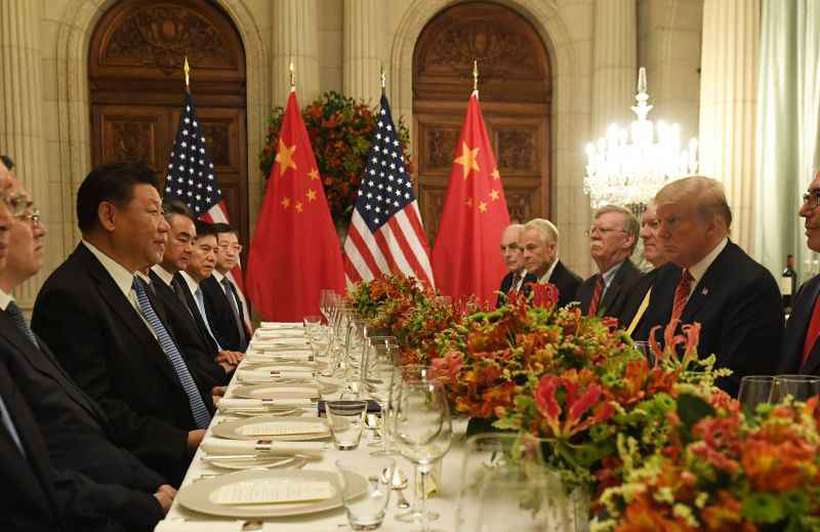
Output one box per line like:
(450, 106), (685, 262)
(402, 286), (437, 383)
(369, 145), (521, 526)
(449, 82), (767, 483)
(156, 325), (469, 532)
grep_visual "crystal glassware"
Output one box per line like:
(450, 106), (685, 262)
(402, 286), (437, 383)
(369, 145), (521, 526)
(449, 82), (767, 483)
(737, 375), (775, 414)
(771, 374), (820, 402)
(335, 456), (395, 530)
(326, 400), (367, 450)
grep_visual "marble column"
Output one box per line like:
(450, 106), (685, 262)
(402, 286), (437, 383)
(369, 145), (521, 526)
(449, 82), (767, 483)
(342, 0), (384, 105)
(0, 0), (47, 310)
(591, 0), (637, 137)
(271, 0), (320, 106)
(699, 0), (759, 253)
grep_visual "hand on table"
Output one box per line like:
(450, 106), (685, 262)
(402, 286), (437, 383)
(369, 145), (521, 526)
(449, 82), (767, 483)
(187, 429), (205, 451)
(153, 484), (177, 514)
(216, 350), (243, 365)
(211, 385), (227, 398)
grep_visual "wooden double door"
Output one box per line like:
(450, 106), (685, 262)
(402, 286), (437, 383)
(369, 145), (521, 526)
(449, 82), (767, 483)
(88, 0), (248, 248)
(413, 2), (552, 242)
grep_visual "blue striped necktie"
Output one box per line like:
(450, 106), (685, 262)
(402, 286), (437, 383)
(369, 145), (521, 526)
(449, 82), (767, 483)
(6, 301), (38, 346)
(132, 277), (211, 429)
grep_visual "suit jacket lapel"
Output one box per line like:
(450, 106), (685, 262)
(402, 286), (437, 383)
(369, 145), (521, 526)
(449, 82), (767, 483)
(679, 247), (730, 324)
(78, 246), (178, 385)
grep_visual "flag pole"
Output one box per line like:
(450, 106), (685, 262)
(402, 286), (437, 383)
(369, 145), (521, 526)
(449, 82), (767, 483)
(184, 56), (191, 95)
(380, 64), (386, 97)
(472, 59), (479, 98)
(289, 59), (295, 92)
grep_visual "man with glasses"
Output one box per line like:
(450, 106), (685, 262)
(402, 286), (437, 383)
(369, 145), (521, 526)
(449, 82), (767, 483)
(201, 223), (250, 352)
(576, 205), (643, 325)
(635, 176), (783, 395)
(780, 171), (820, 375)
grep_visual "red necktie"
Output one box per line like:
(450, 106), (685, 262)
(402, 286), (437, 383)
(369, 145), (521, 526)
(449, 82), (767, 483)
(801, 296), (820, 367)
(587, 275), (605, 316)
(670, 269), (693, 323)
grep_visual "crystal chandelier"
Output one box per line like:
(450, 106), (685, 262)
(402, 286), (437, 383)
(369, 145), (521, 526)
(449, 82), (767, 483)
(584, 67), (699, 213)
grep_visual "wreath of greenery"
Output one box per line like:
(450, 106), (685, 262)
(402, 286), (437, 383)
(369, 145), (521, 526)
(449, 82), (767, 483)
(259, 91), (413, 226)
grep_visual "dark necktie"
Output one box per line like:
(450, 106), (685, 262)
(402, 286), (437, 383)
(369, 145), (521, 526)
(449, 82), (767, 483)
(587, 275), (605, 316)
(801, 295), (820, 367)
(132, 277), (211, 428)
(6, 301), (38, 347)
(222, 277), (247, 347)
(171, 274), (190, 307)
(670, 269), (694, 323)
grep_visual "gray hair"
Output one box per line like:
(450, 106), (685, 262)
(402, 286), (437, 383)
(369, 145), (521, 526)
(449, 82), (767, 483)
(523, 218), (559, 245)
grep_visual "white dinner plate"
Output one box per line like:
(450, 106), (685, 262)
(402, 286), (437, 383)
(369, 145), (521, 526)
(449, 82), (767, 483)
(176, 469), (366, 518)
(211, 415), (330, 441)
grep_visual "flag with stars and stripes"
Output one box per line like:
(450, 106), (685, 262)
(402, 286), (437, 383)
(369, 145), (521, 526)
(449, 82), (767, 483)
(165, 91), (249, 309)
(342, 94), (433, 286)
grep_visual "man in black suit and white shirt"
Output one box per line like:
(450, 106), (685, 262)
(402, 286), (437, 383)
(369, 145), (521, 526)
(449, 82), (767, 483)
(150, 202), (239, 388)
(781, 170), (820, 375)
(201, 223), (250, 352)
(636, 176), (783, 395)
(495, 223), (534, 307)
(576, 205), (643, 325)
(519, 218), (581, 308)
(32, 161), (211, 485)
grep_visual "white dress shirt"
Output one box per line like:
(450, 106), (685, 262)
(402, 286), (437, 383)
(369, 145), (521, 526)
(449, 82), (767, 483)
(598, 261), (624, 301)
(537, 259), (559, 285)
(686, 238), (728, 298)
(0, 288), (13, 312)
(150, 264), (175, 287)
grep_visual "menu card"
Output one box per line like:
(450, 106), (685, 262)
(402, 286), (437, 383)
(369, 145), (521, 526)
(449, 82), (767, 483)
(211, 479), (334, 505)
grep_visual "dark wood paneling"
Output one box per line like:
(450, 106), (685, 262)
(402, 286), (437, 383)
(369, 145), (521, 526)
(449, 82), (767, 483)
(89, 0), (249, 255)
(413, 1), (552, 242)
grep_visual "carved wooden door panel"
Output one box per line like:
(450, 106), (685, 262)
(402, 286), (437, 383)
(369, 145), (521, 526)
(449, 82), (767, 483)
(413, 2), (551, 243)
(88, 0), (248, 249)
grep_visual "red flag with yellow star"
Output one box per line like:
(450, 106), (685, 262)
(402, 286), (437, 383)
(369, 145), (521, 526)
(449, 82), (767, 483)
(431, 92), (510, 304)
(246, 90), (344, 320)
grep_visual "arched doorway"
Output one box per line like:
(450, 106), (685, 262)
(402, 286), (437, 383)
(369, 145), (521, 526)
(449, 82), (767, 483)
(88, 0), (248, 247)
(413, 1), (551, 241)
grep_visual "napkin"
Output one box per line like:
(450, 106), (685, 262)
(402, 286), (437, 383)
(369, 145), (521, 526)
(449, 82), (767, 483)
(201, 437), (327, 455)
(155, 521), (243, 532)
(244, 352), (315, 364)
(217, 397), (313, 410)
(252, 338), (308, 347)
(237, 369), (314, 381)
(259, 322), (303, 329)
(254, 329), (306, 339)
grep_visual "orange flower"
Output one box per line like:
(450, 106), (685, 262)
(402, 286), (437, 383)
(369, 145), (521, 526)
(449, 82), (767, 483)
(699, 491), (754, 532)
(616, 493), (696, 532)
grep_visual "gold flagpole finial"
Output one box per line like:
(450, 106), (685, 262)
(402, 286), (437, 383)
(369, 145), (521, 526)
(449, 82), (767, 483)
(380, 64), (386, 94)
(289, 60), (295, 89)
(472, 59), (479, 93)
(184, 56), (191, 91)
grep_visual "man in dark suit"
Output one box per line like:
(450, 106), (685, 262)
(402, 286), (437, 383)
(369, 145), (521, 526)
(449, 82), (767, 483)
(576, 205), (643, 325)
(624, 200), (670, 336)
(0, 173), (170, 497)
(519, 218), (581, 308)
(203, 222), (251, 351)
(150, 202), (239, 388)
(495, 223), (534, 307)
(780, 170), (820, 375)
(31, 161), (211, 485)
(636, 176), (783, 395)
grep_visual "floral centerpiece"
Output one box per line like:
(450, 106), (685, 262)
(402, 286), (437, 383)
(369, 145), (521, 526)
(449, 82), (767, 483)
(260, 91), (412, 227)
(594, 392), (820, 531)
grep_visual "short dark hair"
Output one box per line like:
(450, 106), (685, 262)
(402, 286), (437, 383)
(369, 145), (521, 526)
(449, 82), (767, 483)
(194, 219), (217, 240)
(163, 199), (195, 222)
(210, 222), (237, 236)
(76, 160), (160, 233)
(0, 155), (14, 170)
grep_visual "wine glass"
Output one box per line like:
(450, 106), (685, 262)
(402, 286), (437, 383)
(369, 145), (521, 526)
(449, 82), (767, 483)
(771, 375), (820, 402)
(737, 375), (775, 415)
(392, 366), (453, 530)
(319, 289), (337, 322)
(362, 337), (399, 454)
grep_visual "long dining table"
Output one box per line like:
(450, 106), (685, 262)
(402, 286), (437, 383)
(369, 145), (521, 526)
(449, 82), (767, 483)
(154, 322), (470, 532)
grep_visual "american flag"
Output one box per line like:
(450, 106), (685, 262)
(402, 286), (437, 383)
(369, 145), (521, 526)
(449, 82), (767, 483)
(343, 94), (434, 286)
(165, 91), (250, 321)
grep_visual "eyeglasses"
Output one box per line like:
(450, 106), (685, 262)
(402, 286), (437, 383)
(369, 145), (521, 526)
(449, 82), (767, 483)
(4, 192), (32, 218)
(802, 190), (820, 210)
(17, 208), (41, 226)
(585, 225), (627, 237)
(218, 243), (243, 253)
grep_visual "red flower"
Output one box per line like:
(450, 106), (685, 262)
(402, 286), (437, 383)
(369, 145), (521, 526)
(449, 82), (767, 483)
(530, 282), (559, 308)
(533, 371), (614, 438)
(428, 351), (463, 385)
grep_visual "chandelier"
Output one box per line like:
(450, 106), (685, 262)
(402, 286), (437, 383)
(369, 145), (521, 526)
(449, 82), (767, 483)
(584, 67), (699, 213)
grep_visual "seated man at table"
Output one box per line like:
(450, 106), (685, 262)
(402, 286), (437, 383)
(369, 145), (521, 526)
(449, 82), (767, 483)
(520, 218), (581, 308)
(577, 205), (642, 325)
(149, 201), (239, 389)
(636, 176), (783, 395)
(495, 223), (534, 307)
(781, 170), (820, 375)
(202, 222), (250, 352)
(623, 200), (671, 336)
(31, 161), (210, 485)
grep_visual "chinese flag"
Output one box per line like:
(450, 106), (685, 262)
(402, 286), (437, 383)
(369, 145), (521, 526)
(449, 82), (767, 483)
(431, 92), (510, 304)
(246, 90), (345, 321)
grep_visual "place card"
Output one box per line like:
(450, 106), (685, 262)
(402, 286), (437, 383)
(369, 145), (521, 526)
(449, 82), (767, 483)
(210, 479), (334, 505)
(201, 437), (327, 455)
(259, 322), (304, 329)
(238, 421), (327, 437)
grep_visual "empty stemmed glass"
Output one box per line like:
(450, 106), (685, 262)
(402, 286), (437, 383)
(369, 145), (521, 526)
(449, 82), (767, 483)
(771, 375), (820, 402)
(737, 375), (775, 415)
(362, 336), (399, 454)
(392, 365), (453, 530)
